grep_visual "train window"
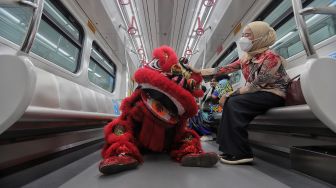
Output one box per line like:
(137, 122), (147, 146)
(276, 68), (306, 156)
(305, 0), (336, 45)
(263, 1), (292, 26)
(89, 42), (116, 92)
(31, 0), (83, 72)
(43, 0), (80, 40)
(0, 5), (33, 45)
(263, 0), (336, 59)
(212, 43), (238, 68)
(218, 48), (238, 67)
(212, 43), (242, 85)
(229, 71), (242, 85)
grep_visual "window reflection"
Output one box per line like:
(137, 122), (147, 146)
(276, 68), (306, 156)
(44, 0), (80, 40)
(268, 0), (336, 59)
(0, 6), (33, 45)
(89, 43), (116, 92)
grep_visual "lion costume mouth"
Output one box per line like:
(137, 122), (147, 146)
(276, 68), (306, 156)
(135, 68), (198, 120)
(141, 88), (180, 124)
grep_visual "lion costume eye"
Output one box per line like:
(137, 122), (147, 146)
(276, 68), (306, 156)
(179, 57), (189, 65)
(147, 59), (161, 71)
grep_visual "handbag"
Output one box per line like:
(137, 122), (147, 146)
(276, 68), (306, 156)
(285, 75), (306, 106)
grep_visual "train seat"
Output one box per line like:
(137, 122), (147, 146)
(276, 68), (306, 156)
(212, 104), (314, 122)
(0, 55), (36, 134)
(212, 57), (336, 134)
(300, 57), (336, 133)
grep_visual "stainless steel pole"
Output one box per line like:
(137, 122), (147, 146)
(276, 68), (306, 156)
(20, 0), (44, 53)
(291, 0), (316, 58)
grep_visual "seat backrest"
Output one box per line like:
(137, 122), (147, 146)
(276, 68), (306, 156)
(0, 55), (36, 134)
(300, 57), (336, 133)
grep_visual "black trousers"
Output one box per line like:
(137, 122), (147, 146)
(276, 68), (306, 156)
(216, 91), (285, 157)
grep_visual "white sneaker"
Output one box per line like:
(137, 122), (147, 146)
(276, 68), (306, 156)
(219, 154), (253, 165)
(200, 135), (213, 141)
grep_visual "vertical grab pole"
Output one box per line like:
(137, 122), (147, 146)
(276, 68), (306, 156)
(20, 0), (44, 54)
(201, 28), (210, 69)
(291, 0), (317, 58)
(201, 37), (207, 69)
(124, 34), (131, 97)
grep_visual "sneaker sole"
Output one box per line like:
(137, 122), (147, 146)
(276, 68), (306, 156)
(181, 153), (219, 167)
(99, 162), (139, 174)
(219, 157), (253, 165)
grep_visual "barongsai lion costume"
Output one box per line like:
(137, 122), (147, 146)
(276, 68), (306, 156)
(99, 46), (218, 174)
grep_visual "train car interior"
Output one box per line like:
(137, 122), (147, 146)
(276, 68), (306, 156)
(0, 0), (336, 187)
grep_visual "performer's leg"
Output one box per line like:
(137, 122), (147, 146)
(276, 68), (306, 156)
(99, 118), (143, 174)
(170, 127), (218, 167)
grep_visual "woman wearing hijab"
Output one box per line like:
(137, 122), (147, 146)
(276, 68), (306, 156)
(189, 21), (290, 164)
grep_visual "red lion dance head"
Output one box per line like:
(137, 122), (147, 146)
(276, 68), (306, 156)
(134, 45), (204, 123)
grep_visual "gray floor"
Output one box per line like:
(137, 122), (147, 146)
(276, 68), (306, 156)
(24, 141), (334, 188)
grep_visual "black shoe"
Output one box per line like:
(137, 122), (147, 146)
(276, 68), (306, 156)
(219, 154), (253, 165)
(181, 152), (219, 167)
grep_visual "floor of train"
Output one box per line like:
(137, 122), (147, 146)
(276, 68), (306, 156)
(17, 141), (335, 188)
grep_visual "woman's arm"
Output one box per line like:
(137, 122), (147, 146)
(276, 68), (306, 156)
(188, 59), (241, 76)
(215, 59), (241, 76)
(187, 66), (216, 75)
(219, 95), (227, 107)
(201, 68), (217, 76)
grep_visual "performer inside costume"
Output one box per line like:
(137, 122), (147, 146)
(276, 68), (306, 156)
(99, 46), (218, 175)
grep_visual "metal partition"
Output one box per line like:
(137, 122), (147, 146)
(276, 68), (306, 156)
(20, 0), (44, 53)
(0, 0), (43, 134)
(291, 0), (317, 58)
(291, 0), (336, 58)
(292, 0), (336, 134)
(0, 0), (44, 54)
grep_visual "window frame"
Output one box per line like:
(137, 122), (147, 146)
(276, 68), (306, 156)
(254, 0), (314, 30)
(89, 41), (117, 93)
(212, 43), (238, 68)
(34, 0), (84, 73)
(252, 0), (332, 60)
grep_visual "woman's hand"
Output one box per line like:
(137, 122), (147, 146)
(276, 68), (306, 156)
(238, 86), (250, 94)
(219, 92), (232, 106)
(185, 64), (201, 73)
(185, 64), (216, 76)
(219, 95), (227, 107)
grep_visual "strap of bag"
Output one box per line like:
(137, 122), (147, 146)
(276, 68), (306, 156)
(287, 74), (301, 87)
(290, 74), (300, 82)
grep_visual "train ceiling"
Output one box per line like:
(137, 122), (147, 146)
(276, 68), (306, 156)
(75, 0), (261, 68)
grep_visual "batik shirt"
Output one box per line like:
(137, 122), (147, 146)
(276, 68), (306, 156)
(210, 79), (233, 113)
(215, 50), (290, 98)
(213, 79), (233, 99)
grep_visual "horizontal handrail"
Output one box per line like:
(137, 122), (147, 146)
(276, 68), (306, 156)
(0, 0), (37, 8)
(300, 7), (336, 16)
(22, 106), (119, 121)
(0, 0), (22, 4)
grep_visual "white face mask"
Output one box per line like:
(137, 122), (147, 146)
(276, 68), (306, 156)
(238, 36), (265, 52)
(238, 37), (253, 52)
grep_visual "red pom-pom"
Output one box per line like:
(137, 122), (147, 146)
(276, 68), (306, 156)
(192, 89), (204, 98)
(152, 45), (178, 72)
